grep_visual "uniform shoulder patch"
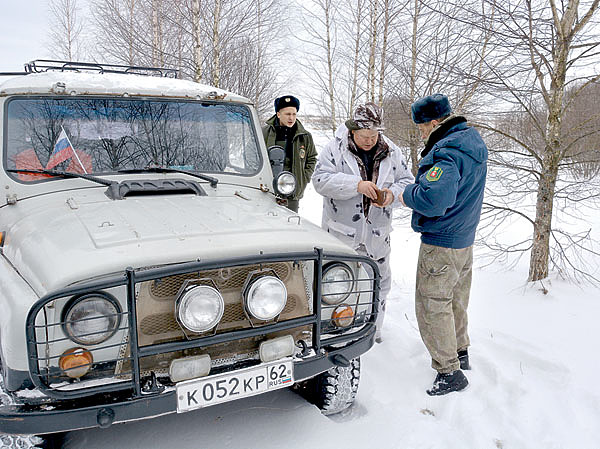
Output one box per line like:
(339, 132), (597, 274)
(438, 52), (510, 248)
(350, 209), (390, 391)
(426, 166), (443, 181)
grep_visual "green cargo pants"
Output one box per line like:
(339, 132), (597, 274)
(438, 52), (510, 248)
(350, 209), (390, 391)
(415, 242), (472, 373)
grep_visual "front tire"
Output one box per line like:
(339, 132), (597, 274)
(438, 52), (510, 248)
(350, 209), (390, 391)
(297, 357), (361, 416)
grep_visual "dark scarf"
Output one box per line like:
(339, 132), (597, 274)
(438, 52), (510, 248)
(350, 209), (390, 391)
(348, 131), (390, 217)
(274, 119), (297, 167)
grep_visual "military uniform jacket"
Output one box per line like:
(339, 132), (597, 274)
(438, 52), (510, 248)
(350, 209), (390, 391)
(402, 116), (488, 249)
(312, 124), (414, 260)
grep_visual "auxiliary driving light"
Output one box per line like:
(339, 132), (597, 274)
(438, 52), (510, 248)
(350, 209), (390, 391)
(244, 276), (287, 321)
(274, 172), (296, 197)
(169, 354), (211, 383)
(59, 348), (93, 379)
(332, 305), (354, 328)
(176, 285), (225, 333)
(259, 335), (295, 363)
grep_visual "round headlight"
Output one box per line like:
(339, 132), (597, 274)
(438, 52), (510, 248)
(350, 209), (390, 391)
(245, 276), (287, 321)
(322, 263), (355, 305)
(275, 172), (296, 196)
(63, 293), (121, 345)
(177, 285), (224, 333)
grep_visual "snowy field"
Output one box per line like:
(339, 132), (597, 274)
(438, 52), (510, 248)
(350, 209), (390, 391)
(65, 179), (600, 449)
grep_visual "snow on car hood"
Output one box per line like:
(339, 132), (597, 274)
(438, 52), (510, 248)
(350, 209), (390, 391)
(3, 190), (352, 296)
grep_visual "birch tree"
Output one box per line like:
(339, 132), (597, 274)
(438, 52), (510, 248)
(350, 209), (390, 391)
(48, 0), (85, 60)
(301, 0), (339, 133)
(470, 0), (600, 282)
(383, 0), (493, 175)
(90, 0), (146, 65)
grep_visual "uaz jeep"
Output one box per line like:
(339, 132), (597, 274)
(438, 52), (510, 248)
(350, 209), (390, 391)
(0, 60), (379, 447)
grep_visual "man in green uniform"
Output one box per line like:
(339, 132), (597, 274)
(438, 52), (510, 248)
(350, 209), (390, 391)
(263, 95), (317, 212)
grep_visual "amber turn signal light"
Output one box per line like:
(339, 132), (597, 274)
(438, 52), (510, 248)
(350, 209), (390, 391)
(332, 305), (354, 328)
(59, 347), (93, 379)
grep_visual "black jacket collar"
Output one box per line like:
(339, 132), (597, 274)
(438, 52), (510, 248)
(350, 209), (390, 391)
(421, 115), (467, 157)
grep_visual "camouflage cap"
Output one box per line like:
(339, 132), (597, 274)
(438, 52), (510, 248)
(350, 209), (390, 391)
(345, 102), (385, 131)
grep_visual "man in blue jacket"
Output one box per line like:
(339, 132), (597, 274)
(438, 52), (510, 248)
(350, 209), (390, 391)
(400, 94), (488, 396)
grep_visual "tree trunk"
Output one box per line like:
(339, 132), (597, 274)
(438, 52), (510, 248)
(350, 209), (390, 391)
(377, 0), (389, 107)
(528, 166), (558, 281)
(192, 0), (202, 82)
(254, 0), (262, 107)
(527, 0), (575, 281)
(152, 0), (162, 66)
(367, 0), (377, 103)
(408, 0), (420, 176)
(212, 0), (222, 87)
(325, 0), (337, 133)
(349, 0), (363, 115)
(127, 0), (136, 65)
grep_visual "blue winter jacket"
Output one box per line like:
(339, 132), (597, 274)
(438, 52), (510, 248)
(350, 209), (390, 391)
(402, 116), (488, 249)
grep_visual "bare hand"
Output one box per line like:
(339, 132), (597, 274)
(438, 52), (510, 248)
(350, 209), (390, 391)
(357, 180), (378, 201)
(398, 189), (406, 207)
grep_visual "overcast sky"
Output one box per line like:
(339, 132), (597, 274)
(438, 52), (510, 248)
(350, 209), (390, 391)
(0, 0), (53, 72)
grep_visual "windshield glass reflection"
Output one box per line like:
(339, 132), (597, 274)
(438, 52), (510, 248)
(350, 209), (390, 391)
(5, 98), (261, 182)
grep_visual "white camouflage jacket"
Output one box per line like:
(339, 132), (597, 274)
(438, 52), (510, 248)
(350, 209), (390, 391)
(312, 124), (414, 260)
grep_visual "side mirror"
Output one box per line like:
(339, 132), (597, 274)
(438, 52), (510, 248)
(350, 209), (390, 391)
(267, 145), (296, 197)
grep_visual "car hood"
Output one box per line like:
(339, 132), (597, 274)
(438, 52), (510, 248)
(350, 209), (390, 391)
(3, 190), (352, 296)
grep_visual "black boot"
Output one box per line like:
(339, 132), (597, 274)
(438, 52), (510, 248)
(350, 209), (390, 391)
(426, 370), (468, 396)
(458, 349), (471, 370)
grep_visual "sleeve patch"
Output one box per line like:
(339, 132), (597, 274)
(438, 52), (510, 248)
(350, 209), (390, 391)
(426, 166), (443, 181)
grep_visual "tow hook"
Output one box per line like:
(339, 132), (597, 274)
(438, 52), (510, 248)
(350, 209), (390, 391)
(141, 371), (165, 394)
(331, 354), (351, 367)
(97, 408), (115, 428)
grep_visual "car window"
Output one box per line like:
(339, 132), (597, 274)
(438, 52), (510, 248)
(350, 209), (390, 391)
(4, 98), (262, 181)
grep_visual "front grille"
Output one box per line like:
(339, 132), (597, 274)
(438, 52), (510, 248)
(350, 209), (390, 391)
(149, 263), (292, 298)
(135, 262), (310, 347)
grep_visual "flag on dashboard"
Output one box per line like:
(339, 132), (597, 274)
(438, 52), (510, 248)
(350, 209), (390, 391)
(46, 129), (75, 170)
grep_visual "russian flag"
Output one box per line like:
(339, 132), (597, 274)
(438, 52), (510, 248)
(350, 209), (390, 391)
(46, 129), (74, 170)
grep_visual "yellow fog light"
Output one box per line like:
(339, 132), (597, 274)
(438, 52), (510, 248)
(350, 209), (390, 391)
(332, 305), (354, 328)
(59, 347), (93, 378)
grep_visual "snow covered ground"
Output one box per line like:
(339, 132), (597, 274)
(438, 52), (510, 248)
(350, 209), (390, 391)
(65, 180), (600, 449)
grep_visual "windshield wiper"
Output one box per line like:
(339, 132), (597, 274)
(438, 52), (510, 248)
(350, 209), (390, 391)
(116, 167), (219, 187)
(7, 169), (115, 187)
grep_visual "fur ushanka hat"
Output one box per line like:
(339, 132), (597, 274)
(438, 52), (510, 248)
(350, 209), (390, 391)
(274, 95), (300, 112)
(411, 94), (452, 124)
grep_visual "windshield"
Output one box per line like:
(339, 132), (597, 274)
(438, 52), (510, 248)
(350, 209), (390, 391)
(4, 98), (262, 182)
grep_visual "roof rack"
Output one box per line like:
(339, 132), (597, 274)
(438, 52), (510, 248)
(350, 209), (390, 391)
(0, 72), (27, 77)
(22, 59), (179, 78)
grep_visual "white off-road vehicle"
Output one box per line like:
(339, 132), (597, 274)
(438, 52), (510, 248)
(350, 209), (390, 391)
(0, 60), (380, 447)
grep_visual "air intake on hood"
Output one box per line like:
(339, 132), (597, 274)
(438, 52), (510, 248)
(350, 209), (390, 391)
(105, 178), (207, 200)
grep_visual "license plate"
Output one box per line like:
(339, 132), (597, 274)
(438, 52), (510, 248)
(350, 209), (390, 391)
(176, 359), (294, 413)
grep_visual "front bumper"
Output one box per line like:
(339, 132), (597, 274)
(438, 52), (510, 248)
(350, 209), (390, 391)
(0, 325), (375, 435)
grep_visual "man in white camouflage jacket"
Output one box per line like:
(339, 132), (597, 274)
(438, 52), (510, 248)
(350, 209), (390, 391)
(312, 102), (414, 342)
